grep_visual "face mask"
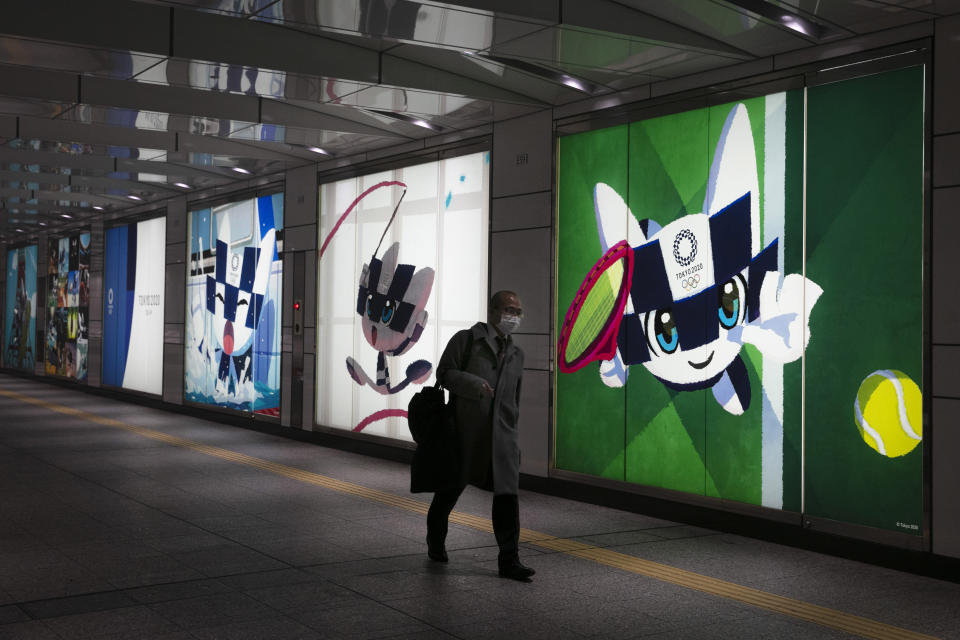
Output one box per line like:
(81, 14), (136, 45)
(497, 313), (521, 335)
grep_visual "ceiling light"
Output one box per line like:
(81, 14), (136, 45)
(721, 0), (825, 39)
(127, 195), (143, 201)
(38, 221), (47, 226)
(232, 167), (251, 175)
(174, 182), (191, 189)
(468, 52), (600, 94)
(562, 77), (587, 92)
(307, 147), (329, 155)
(365, 109), (444, 132)
(60, 213), (73, 219)
(93, 205), (104, 211)
(780, 15), (810, 36)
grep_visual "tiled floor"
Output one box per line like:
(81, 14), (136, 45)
(1, 373), (958, 640)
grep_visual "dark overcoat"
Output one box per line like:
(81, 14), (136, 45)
(436, 322), (524, 495)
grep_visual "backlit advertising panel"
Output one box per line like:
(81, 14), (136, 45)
(103, 217), (166, 395)
(185, 194), (283, 415)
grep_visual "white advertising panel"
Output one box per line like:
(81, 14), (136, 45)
(316, 152), (490, 440)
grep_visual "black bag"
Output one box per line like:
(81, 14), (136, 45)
(407, 383), (447, 445)
(408, 332), (473, 493)
(408, 383), (460, 493)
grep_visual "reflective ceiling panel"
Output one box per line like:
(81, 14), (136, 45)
(387, 44), (587, 105)
(159, 0), (551, 52)
(340, 85), (539, 126)
(618, 0), (827, 56)
(0, 0), (956, 239)
(776, 0), (945, 33)
(491, 20), (748, 72)
(0, 37), (166, 78)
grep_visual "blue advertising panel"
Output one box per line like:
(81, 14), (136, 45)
(4, 245), (38, 370)
(103, 217), (166, 394)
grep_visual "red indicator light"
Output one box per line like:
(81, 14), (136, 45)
(294, 302), (301, 310)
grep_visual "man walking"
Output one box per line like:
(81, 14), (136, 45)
(427, 290), (534, 581)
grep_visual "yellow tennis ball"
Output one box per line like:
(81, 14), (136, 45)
(853, 370), (922, 458)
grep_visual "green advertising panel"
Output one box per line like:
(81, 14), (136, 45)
(804, 66), (924, 534)
(556, 66), (923, 534)
(556, 125), (629, 481)
(558, 92), (806, 508)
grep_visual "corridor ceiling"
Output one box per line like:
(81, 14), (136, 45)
(0, 0), (956, 240)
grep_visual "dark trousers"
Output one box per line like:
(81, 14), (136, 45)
(427, 487), (520, 560)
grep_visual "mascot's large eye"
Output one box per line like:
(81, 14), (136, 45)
(654, 308), (679, 354)
(718, 275), (746, 330)
(365, 294), (375, 320)
(381, 299), (395, 324)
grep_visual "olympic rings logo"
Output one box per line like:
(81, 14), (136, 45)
(681, 274), (701, 290)
(673, 229), (698, 266)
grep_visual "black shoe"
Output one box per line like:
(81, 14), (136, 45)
(498, 558), (535, 581)
(426, 536), (448, 563)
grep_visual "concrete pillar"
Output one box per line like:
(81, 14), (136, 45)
(932, 15), (960, 559)
(491, 109), (554, 477)
(163, 197), (187, 405)
(281, 163), (319, 428)
(86, 220), (104, 387)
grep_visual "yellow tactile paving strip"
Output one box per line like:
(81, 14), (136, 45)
(0, 386), (939, 640)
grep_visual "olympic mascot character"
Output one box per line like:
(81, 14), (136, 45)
(581, 103), (822, 415)
(346, 241), (434, 395)
(205, 212), (276, 397)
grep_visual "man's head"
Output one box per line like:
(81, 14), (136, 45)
(489, 290), (523, 334)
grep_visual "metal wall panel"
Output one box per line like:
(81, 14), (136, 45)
(162, 342), (184, 404)
(86, 338), (101, 388)
(933, 346), (960, 398)
(519, 369), (549, 477)
(282, 254), (293, 329)
(936, 16), (960, 135)
(164, 263), (185, 325)
(490, 228), (551, 335)
(281, 351), (292, 428)
(302, 353), (315, 432)
(513, 333), (551, 372)
(492, 191), (552, 232)
(165, 242), (186, 266)
(933, 398), (960, 558)
(303, 249), (317, 331)
(285, 165), (319, 228)
(166, 199), (187, 245)
(492, 110), (553, 198)
(164, 323), (183, 345)
(932, 188), (960, 344)
(933, 20), (960, 559)
(933, 134), (960, 188)
(283, 223), (318, 252)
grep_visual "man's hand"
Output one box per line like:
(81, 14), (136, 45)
(480, 381), (495, 397)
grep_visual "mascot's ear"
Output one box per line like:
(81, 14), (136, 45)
(378, 242), (401, 293)
(593, 183), (648, 251)
(406, 266), (435, 313)
(252, 228), (275, 296)
(358, 261), (370, 288)
(704, 103), (760, 255)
